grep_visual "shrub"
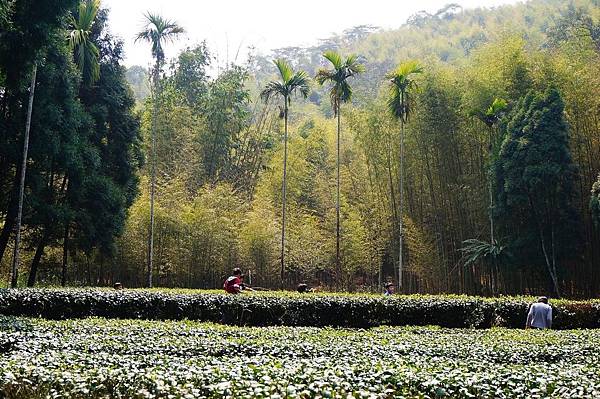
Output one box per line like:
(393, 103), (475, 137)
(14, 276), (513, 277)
(0, 289), (598, 329)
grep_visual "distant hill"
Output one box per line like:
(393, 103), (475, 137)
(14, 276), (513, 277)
(125, 65), (150, 103)
(124, 0), (599, 105)
(251, 0), (599, 105)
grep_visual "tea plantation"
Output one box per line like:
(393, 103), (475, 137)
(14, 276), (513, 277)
(0, 317), (599, 398)
(0, 290), (599, 398)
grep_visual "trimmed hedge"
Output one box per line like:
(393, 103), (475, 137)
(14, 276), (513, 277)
(0, 289), (598, 329)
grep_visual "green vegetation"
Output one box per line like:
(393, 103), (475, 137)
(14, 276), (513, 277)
(1, 0), (599, 298)
(0, 1), (141, 289)
(261, 59), (310, 283)
(0, 289), (599, 329)
(1, 317), (599, 398)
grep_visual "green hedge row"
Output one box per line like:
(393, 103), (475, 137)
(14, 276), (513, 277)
(0, 289), (598, 329)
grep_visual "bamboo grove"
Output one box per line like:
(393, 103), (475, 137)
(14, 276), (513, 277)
(1, 0), (599, 297)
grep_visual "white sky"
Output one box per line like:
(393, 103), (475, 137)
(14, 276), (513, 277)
(102, 0), (522, 68)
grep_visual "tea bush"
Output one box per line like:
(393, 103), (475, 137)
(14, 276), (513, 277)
(0, 317), (598, 398)
(0, 289), (598, 328)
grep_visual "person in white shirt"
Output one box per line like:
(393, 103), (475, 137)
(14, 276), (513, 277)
(526, 296), (552, 329)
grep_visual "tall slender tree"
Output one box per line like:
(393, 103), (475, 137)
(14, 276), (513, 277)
(136, 13), (184, 287)
(11, 0), (90, 287)
(315, 51), (364, 283)
(10, 64), (36, 288)
(472, 97), (507, 244)
(386, 60), (422, 291)
(260, 59), (310, 284)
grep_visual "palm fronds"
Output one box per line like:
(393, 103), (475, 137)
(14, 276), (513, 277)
(386, 60), (423, 122)
(260, 59), (310, 105)
(68, 0), (101, 84)
(459, 238), (513, 268)
(315, 51), (364, 115)
(135, 12), (185, 65)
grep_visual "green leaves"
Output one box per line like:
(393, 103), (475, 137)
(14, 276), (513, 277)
(0, 317), (599, 398)
(386, 60), (423, 122)
(0, 289), (599, 329)
(459, 238), (513, 268)
(315, 51), (365, 114)
(135, 12), (185, 66)
(260, 59), (310, 105)
(494, 88), (581, 297)
(68, 0), (101, 84)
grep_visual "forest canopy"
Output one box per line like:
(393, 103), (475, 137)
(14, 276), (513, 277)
(1, 0), (599, 297)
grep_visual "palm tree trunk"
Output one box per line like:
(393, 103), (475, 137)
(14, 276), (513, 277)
(398, 120), (405, 291)
(11, 64), (37, 288)
(488, 128), (495, 244)
(336, 106), (341, 286)
(280, 99), (289, 286)
(147, 64), (159, 288)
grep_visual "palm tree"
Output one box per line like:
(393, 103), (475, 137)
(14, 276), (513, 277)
(386, 60), (423, 292)
(472, 97), (507, 245)
(68, 0), (101, 85)
(315, 50), (364, 285)
(260, 59), (310, 285)
(464, 97), (508, 294)
(136, 13), (184, 288)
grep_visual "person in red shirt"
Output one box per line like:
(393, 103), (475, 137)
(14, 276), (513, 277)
(223, 268), (253, 294)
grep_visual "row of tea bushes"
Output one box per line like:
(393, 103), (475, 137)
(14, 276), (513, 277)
(0, 318), (599, 398)
(0, 289), (598, 328)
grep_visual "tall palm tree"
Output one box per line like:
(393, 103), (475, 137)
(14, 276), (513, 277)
(136, 13), (184, 288)
(464, 97), (508, 294)
(386, 60), (423, 291)
(315, 50), (364, 284)
(260, 59), (310, 285)
(68, 0), (101, 85)
(11, 0), (102, 288)
(473, 97), (507, 244)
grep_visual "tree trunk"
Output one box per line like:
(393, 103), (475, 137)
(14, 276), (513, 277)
(147, 63), (160, 288)
(280, 98), (288, 286)
(386, 135), (398, 231)
(0, 203), (17, 266)
(11, 64), (37, 288)
(27, 229), (49, 287)
(398, 120), (405, 291)
(539, 227), (561, 298)
(61, 223), (69, 287)
(336, 106), (341, 286)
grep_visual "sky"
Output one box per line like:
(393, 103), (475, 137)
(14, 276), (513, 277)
(102, 0), (523, 68)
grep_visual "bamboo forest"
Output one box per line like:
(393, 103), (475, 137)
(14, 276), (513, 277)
(2, 1), (600, 398)
(2, 0), (600, 297)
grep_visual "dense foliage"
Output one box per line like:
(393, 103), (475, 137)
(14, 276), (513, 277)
(1, 0), (599, 297)
(0, 317), (599, 398)
(110, 0), (600, 296)
(0, 2), (141, 287)
(0, 289), (599, 329)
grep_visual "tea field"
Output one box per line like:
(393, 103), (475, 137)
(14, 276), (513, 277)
(0, 317), (599, 398)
